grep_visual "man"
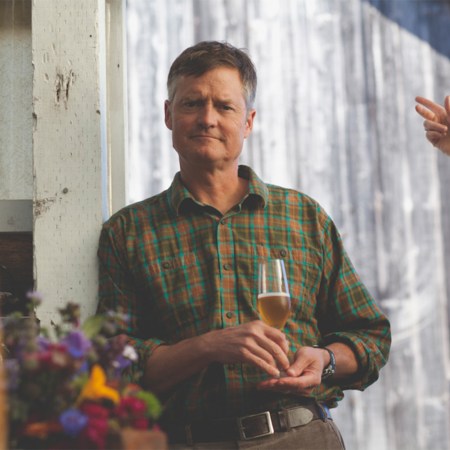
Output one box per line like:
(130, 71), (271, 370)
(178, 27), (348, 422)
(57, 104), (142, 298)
(98, 41), (391, 449)
(415, 95), (450, 155)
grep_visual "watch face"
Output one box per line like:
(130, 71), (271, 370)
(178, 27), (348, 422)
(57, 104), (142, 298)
(322, 366), (335, 379)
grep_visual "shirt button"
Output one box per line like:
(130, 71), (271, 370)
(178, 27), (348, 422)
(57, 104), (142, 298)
(223, 263), (231, 271)
(221, 219), (227, 225)
(226, 311), (234, 319)
(280, 249), (287, 257)
(162, 261), (171, 269)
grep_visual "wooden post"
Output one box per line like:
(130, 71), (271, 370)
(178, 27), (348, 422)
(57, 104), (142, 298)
(32, 0), (108, 324)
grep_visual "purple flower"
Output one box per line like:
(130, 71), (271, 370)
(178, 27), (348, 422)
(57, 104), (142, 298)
(5, 359), (20, 390)
(113, 354), (132, 372)
(37, 336), (50, 350)
(61, 331), (91, 358)
(26, 290), (44, 303)
(77, 359), (90, 374)
(59, 408), (88, 437)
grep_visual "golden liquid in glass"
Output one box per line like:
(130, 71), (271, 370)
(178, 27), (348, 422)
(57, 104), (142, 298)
(257, 292), (291, 329)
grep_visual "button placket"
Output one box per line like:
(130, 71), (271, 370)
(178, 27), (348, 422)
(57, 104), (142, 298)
(216, 217), (237, 325)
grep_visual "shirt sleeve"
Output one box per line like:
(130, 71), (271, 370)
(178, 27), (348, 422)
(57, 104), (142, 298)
(97, 218), (165, 383)
(317, 211), (391, 391)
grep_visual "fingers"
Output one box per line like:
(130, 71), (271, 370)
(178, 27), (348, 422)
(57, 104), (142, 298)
(415, 96), (449, 128)
(257, 345), (323, 395)
(415, 96), (445, 117)
(416, 95), (449, 147)
(257, 373), (319, 395)
(415, 103), (436, 121)
(210, 321), (290, 377)
(423, 118), (448, 134)
(249, 324), (291, 373)
(239, 339), (287, 378)
(445, 95), (450, 117)
(426, 130), (447, 147)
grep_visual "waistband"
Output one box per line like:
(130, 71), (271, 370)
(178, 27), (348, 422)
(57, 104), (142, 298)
(168, 400), (332, 445)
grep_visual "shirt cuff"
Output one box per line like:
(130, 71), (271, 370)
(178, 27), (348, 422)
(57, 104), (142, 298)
(121, 336), (165, 384)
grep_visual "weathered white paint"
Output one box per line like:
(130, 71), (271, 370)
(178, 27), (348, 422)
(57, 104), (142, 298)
(1, 0), (126, 322)
(0, 0), (33, 200)
(32, 0), (107, 324)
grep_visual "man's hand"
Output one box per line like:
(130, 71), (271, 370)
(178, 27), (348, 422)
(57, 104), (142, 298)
(203, 320), (291, 378)
(144, 320), (290, 394)
(256, 346), (325, 396)
(256, 342), (359, 395)
(415, 95), (450, 156)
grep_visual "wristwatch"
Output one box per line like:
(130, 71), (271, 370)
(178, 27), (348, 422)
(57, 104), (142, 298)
(314, 345), (336, 379)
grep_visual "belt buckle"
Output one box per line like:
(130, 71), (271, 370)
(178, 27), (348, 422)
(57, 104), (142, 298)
(236, 411), (274, 440)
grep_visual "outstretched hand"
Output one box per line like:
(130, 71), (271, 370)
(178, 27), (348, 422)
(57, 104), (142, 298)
(256, 346), (326, 396)
(415, 95), (450, 156)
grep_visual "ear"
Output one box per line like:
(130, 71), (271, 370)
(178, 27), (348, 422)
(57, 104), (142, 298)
(244, 108), (256, 139)
(164, 100), (173, 130)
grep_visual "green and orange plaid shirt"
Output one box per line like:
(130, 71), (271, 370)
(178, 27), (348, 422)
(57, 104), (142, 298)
(97, 165), (391, 425)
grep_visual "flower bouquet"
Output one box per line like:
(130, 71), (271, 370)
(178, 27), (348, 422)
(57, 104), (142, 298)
(1, 294), (165, 450)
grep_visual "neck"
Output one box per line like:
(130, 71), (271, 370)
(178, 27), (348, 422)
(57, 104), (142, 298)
(179, 165), (248, 214)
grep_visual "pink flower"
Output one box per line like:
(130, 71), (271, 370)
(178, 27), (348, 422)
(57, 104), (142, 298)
(79, 402), (110, 449)
(115, 396), (150, 429)
(116, 396), (147, 419)
(80, 401), (110, 419)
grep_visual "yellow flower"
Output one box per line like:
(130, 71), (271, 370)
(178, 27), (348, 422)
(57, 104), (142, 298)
(78, 364), (120, 404)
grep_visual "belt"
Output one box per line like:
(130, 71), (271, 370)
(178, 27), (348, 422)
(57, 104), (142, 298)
(169, 401), (332, 444)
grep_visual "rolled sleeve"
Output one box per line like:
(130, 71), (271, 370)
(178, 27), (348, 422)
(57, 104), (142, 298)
(318, 215), (391, 391)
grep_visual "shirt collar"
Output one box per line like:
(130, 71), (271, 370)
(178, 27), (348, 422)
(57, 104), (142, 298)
(168, 165), (268, 215)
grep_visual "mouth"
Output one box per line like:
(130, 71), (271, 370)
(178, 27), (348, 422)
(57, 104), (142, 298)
(191, 135), (219, 140)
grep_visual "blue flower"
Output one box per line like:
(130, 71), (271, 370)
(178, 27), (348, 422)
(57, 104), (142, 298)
(62, 330), (91, 358)
(59, 408), (88, 437)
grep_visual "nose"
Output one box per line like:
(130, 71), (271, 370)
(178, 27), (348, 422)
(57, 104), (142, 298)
(197, 102), (217, 129)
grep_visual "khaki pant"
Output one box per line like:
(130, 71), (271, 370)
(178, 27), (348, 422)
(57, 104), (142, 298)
(170, 418), (345, 450)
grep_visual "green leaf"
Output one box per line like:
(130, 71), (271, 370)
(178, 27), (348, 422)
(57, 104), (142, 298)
(135, 391), (162, 420)
(81, 315), (106, 339)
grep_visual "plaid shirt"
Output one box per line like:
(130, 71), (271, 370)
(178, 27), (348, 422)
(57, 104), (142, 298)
(97, 165), (391, 425)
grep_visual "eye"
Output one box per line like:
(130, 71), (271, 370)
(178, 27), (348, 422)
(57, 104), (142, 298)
(183, 100), (199, 108)
(220, 104), (234, 111)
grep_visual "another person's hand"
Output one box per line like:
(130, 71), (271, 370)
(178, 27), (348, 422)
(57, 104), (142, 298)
(256, 346), (326, 396)
(415, 95), (450, 155)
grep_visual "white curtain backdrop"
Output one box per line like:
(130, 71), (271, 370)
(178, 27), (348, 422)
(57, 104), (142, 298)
(125, 1), (450, 448)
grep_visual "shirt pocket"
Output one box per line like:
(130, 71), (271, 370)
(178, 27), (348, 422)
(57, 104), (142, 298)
(242, 245), (321, 322)
(143, 252), (213, 341)
(288, 248), (322, 324)
(235, 245), (321, 322)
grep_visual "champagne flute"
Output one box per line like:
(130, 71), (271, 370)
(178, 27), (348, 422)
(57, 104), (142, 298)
(257, 259), (291, 329)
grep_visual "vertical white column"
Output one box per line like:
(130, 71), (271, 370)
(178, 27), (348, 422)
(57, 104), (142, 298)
(32, 0), (107, 323)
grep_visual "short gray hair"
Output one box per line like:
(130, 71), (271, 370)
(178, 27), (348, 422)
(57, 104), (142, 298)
(167, 41), (257, 109)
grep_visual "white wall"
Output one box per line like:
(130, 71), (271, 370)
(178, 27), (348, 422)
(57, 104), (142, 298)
(0, 0), (33, 203)
(126, 1), (450, 449)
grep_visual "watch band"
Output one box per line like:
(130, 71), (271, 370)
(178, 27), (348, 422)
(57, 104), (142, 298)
(314, 345), (336, 379)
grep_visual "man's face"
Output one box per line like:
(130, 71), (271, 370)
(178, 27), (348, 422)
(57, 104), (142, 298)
(164, 67), (255, 169)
